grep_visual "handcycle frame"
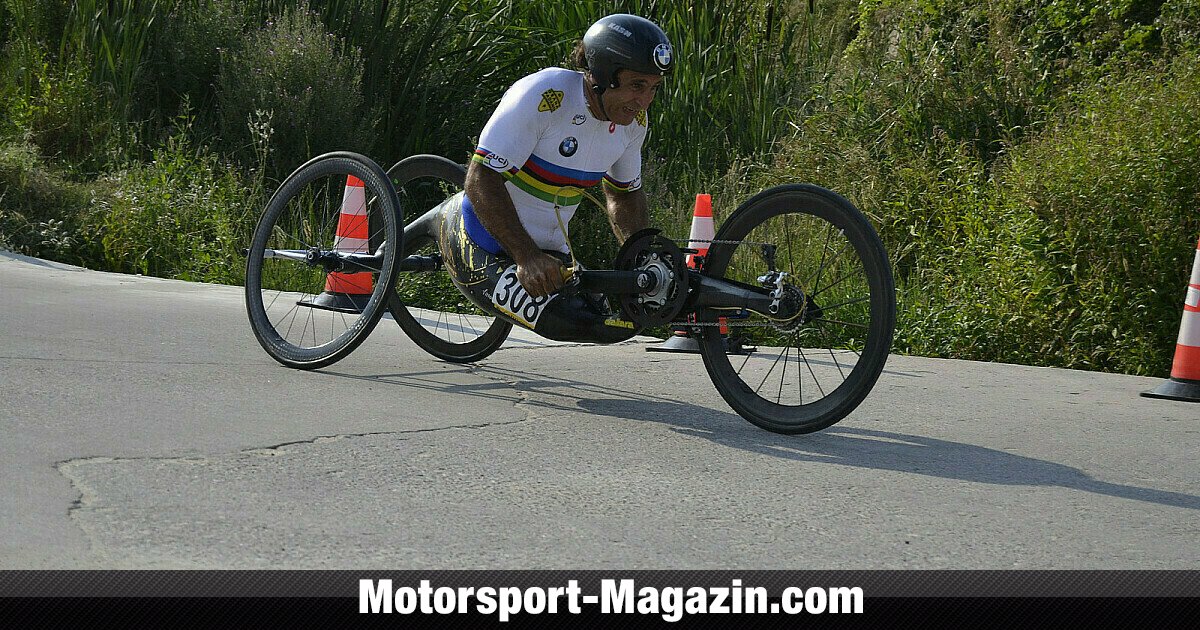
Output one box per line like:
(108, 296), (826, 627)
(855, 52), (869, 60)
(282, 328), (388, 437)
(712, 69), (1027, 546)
(244, 151), (896, 435)
(285, 248), (790, 330)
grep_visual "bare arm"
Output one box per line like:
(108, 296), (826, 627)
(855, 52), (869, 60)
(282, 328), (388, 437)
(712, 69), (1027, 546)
(464, 161), (565, 297)
(603, 185), (651, 244)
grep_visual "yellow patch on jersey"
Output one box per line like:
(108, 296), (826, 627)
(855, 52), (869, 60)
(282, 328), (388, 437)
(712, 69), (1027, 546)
(635, 110), (646, 127)
(538, 89), (564, 113)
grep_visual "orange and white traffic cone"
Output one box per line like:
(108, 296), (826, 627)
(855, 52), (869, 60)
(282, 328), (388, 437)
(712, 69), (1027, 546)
(1142, 237), (1200, 402)
(686, 193), (714, 270)
(311, 175), (373, 313)
(648, 194), (736, 354)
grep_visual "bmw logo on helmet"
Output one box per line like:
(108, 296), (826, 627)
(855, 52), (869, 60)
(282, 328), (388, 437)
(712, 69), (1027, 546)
(652, 43), (673, 72)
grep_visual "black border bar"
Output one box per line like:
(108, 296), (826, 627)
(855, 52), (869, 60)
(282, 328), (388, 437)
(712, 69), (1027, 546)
(0, 570), (1196, 598)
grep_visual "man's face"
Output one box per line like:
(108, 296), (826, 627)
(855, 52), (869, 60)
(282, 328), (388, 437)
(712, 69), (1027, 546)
(600, 70), (664, 126)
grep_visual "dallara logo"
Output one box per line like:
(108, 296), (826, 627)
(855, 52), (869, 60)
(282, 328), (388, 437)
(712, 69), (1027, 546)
(538, 89), (564, 113)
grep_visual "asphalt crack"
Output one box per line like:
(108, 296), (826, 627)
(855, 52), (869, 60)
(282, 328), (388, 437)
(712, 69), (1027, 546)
(53, 364), (541, 564)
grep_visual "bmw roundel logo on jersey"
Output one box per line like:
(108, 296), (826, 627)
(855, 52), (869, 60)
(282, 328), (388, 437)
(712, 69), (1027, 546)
(653, 43), (673, 71)
(559, 137), (578, 158)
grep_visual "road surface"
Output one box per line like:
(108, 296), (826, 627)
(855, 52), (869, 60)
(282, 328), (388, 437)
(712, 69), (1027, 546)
(1, 251), (1196, 569)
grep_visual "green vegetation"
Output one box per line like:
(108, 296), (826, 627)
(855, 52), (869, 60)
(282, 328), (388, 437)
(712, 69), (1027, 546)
(1, 0), (1197, 375)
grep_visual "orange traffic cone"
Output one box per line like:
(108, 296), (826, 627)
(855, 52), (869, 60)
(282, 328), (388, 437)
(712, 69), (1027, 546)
(311, 175), (373, 313)
(648, 194), (738, 354)
(686, 193), (714, 270)
(1142, 237), (1200, 402)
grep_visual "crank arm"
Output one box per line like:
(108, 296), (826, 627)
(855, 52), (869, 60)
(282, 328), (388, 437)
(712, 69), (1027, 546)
(573, 269), (657, 295)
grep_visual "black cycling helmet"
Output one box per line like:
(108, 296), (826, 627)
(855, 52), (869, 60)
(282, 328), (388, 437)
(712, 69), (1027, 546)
(582, 14), (674, 95)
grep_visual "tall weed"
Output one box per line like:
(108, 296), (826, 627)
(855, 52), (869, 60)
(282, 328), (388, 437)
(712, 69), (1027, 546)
(93, 119), (261, 283)
(150, 0), (249, 122)
(61, 0), (164, 145)
(1002, 51), (1200, 373)
(216, 2), (371, 182)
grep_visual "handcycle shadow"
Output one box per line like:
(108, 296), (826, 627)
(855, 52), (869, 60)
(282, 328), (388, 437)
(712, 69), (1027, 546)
(582, 398), (1200, 513)
(323, 363), (1200, 513)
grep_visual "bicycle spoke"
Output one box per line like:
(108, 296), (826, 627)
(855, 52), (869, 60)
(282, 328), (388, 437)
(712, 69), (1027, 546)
(814, 317), (869, 330)
(828, 347), (847, 380)
(809, 223), (835, 296)
(755, 338), (790, 395)
(735, 344), (754, 377)
(812, 269), (855, 299)
(817, 295), (870, 314)
(777, 341), (788, 404)
(798, 346), (825, 398)
(797, 343), (804, 405)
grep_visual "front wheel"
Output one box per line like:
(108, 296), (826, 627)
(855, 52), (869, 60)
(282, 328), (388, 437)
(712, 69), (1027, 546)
(245, 152), (400, 369)
(386, 155), (512, 362)
(697, 184), (895, 434)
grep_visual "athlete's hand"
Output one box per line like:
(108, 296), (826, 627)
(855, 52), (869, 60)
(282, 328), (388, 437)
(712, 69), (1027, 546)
(515, 253), (566, 298)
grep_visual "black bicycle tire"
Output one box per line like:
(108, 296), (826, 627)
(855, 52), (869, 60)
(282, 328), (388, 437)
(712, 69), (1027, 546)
(386, 155), (512, 363)
(245, 152), (401, 369)
(697, 184), (896, 434)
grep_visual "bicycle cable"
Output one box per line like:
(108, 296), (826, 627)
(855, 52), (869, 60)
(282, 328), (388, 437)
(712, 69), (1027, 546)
(551, 185), (608, 277)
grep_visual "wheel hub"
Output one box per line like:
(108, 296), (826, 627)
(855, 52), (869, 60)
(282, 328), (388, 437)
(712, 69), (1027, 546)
(758, 271), (820, 332)
(613, 229), (689, 329)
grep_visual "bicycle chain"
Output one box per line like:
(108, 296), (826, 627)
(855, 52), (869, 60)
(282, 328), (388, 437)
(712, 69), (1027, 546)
(673, 238), (773, 247)
(668, 320), (779, 328)
(667, 238), (783, 327)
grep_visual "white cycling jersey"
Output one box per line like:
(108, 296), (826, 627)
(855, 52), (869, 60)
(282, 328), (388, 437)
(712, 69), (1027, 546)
(467, 67), (647, 254)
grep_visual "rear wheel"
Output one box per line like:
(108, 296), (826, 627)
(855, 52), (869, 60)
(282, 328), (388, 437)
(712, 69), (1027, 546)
(697, 184), (895, 434)
(244, 152), (400, 369)
(386, 155), (511, 362)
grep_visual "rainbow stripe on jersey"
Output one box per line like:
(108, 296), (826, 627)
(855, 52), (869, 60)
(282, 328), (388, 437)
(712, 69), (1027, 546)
(472, 149), (603, 206)
(602, 174), (637, 193)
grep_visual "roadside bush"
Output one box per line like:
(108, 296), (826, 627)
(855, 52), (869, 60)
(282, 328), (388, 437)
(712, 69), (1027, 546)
(1159, 0), (1200, 54)
(3, 49), (112, 171)
(0, 140), (100, 261)
(773, 4), (1200, 374)
(92, 123), (261, 283)
(150, 0), (249, 127)
(1002, 51), (1200, 374)
(216, 2), (372, 183)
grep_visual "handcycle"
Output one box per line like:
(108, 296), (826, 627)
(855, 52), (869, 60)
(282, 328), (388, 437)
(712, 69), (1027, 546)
(244, 151), (896, 434)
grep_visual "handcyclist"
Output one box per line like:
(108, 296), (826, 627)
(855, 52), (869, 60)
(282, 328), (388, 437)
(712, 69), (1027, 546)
(410, 14), (674, 343)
